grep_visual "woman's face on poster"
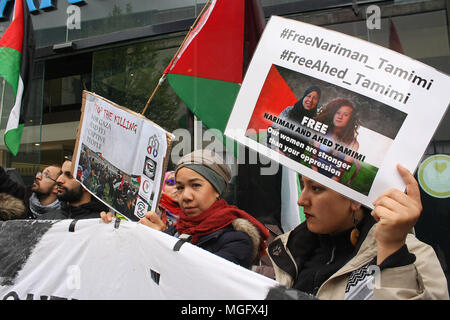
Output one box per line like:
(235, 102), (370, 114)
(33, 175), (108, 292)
(302, 91), (319, 110)
(333, 105), (353, 128)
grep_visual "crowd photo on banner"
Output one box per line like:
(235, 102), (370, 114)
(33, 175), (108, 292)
(0, 0), (450, 303)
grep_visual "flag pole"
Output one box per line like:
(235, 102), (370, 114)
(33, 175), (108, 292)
(0, 79), (5, 125)
(141, 0), (212, 115)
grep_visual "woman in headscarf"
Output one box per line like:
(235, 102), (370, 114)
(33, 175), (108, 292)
(285, 85), (322, 124)
(102, 150), (269, 269)
(158, 170), (182, 228)
(267, 85), (321, 161)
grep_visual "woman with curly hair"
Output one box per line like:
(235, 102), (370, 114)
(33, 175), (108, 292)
(312, 98), (361, 183)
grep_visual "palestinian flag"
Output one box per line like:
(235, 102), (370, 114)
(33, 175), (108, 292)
(131, 176), (141, 188)
(245, 65), (298, 135)
(164, 0), (247, 140)
(164, 0), (304, 229)
(0, 0), (35, 156)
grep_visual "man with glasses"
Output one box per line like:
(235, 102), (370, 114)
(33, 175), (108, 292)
(38, 157), (108, 220)
(0, 164), (62, 219)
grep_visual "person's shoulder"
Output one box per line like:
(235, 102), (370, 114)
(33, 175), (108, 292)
(83, 199), (109, 213)
(212, 225), (255, 256)
(36, 209), (67, 220)
(195, 226), (251, 249)
(275, 221), (308, 246)
(280, 106), (294, 117)
(221, 226), (253, 243)
(405, 232), (436, 257)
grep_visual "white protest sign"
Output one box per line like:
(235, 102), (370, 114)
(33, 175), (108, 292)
(225, 16), (450, 208)
(0, 219), (280, 300)
(73, 91), (173, 220)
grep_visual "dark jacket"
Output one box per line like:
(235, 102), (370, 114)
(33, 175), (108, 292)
(37, 199), (108, 220)
(166, 218), (261, 269)
(0, 166), (32, 218)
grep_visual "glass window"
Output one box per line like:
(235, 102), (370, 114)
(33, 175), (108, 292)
(92, 38), (193, 169)
(92, 39), (187, 132)
(327, 11), (450, 73)
(26, 36), (194, 173)
(28, 0), (207, 48)
(43, 52), (92, 124)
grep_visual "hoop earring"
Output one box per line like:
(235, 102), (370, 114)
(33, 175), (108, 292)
(350, 211), (360, 247)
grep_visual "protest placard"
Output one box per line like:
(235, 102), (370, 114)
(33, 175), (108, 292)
(72, 91), (174, 221)
(225, 16), (450, 208)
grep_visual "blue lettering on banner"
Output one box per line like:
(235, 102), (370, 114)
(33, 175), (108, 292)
(0, 0), (85, 18)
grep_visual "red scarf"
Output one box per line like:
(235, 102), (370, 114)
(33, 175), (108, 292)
(176, 199), (269, 257)
(159, 193), (183, 216)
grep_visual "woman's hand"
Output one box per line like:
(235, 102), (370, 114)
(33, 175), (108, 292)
(139, 211), (167, 231)
(100, 211), (166, 231)
(371, 164), (422, 264)
(100, 211), (115, 223)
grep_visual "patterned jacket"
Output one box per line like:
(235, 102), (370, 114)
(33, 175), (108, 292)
(268, 221), (449, 300)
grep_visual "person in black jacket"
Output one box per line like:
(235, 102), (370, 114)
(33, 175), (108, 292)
(38, 158), (108, 220)
(0, 164), (62, 219)
(102, 149), (269, 269)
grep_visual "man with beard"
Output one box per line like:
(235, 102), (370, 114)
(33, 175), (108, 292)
(38, 158), (108, 220)
(0, 164), (62, 219)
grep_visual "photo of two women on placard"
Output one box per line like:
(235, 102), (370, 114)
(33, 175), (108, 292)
(245, 64), (407, 196)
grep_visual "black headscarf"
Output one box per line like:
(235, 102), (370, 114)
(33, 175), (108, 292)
(287, 85), (322, 123)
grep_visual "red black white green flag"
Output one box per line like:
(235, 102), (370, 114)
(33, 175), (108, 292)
(164, 0), (270, 141)
(164, 0), (244, 136)
(0, 0), (35, 156)
(163, 0), (303, 228)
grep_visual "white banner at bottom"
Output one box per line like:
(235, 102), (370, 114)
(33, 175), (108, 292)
(0, 219), (279, 300)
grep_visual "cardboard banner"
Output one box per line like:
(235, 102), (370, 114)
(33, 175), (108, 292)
(0, 219), (280, 300)
(225, 16), (450, 208)
(73, 91), (174, 221)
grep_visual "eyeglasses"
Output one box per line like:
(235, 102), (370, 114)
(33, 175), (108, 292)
(36, 171), (58, 183)
(165, 178), (176, 186)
